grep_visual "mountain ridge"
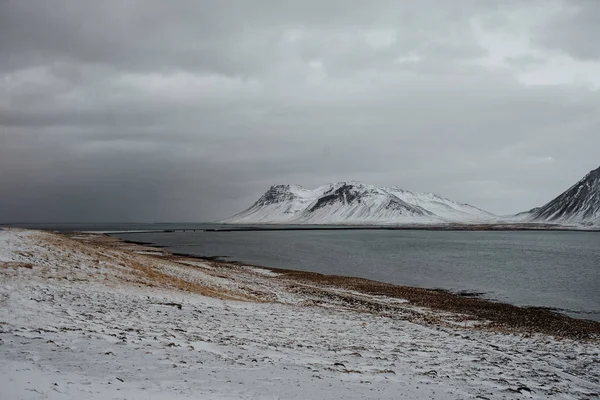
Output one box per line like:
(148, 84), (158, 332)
(223, 167), (600, 227)
(525, 166), (600, 226)
(221, 181), (495, 225)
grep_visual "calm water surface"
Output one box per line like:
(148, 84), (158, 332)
(6, 223), (598, 321)
(110, 227), (600, 321)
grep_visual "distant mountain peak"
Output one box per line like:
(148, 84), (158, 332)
(526, 165), (600, 226)
(254, 185), (298, 206)
(586, 165), (600, 177)
(221, 181), (495, 225)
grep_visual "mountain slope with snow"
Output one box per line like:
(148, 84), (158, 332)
(295, 183), (441, 224)
(387, 187), (496, 223)
(526, 166), (600, 226)
(222, 184), (328, 223)
(221, 182), (495, 225)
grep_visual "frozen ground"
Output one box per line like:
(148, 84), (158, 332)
(0, 229), (599, 399)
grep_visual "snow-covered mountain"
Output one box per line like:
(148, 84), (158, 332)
(221, 182), (495, 225)
(525, 166), (600, 226)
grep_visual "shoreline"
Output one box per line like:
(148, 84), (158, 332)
(3, 222), (600, 234)
(206, 223), (600, 233)
(109, 234), (600, 340)
(2, 228), (600, 399)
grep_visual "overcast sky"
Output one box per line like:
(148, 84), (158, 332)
(1, 0), (599, 222)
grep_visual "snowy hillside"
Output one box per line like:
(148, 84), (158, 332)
(387, 187), (496, 223)
(526, 166), (600, 226)
(221, 182), (495, 224)
(221, 184), (330, 223)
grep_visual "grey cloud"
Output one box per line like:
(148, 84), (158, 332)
(0, 0), (492, 76)
(0, 0), (598, 222)
(536, 2), (600, 60)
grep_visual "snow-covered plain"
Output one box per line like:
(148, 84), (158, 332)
(1, 229), (599, 399)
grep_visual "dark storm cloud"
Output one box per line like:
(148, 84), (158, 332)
(1, 0), (599, 222)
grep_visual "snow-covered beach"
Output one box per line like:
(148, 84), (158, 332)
(1, 229), (599, 399)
